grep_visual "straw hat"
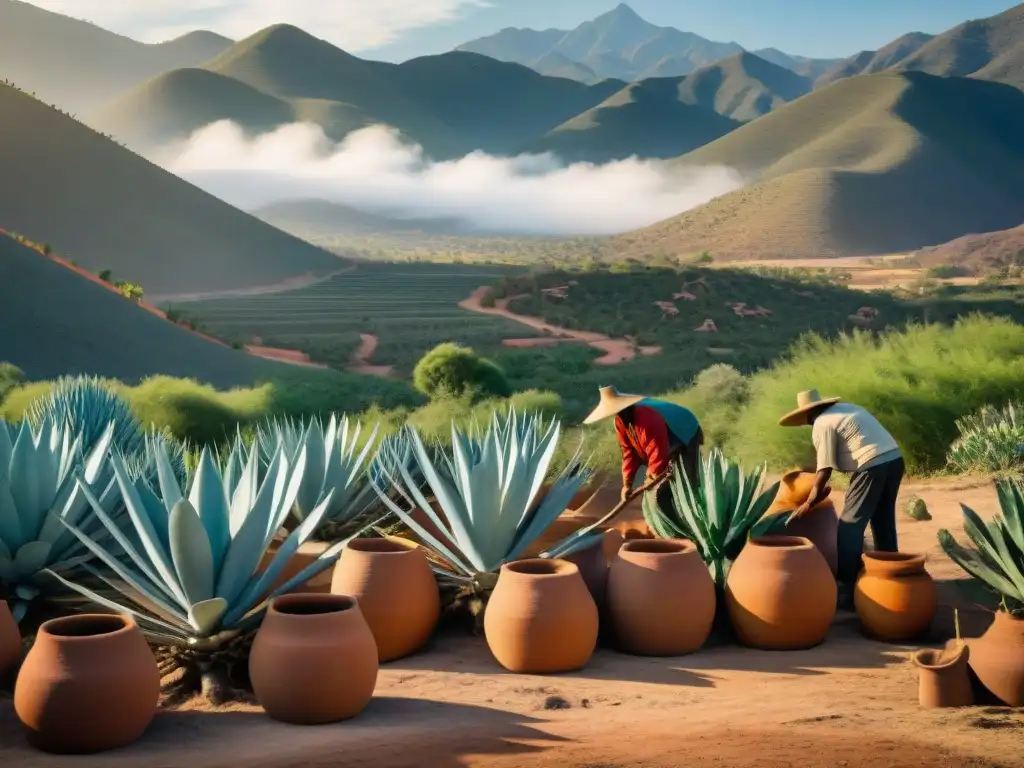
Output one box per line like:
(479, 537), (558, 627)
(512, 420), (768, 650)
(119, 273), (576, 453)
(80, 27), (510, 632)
(583, 386), (646, 425)
(778, 389), (840, 427)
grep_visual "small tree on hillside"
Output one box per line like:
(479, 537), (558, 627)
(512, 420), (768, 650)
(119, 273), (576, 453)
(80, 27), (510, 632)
(413, 343), (511, 401)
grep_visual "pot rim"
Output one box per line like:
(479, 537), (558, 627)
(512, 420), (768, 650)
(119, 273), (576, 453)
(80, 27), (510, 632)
(863, 551), (926, 566)
(503, 558), (579, 578)
(345, 536), (419, 554)
(747, 535), (813, 550)
(620, 538), (696, 555)
(912, 644), (968, 670)
(38, 613), (135, 642)
(270, 592), (359, 617)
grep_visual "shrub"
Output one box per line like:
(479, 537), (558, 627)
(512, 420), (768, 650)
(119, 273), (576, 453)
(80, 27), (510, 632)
(0, 362), (25, 404)
(412, 342), (511, 400)
(947, 402), (1024, 475)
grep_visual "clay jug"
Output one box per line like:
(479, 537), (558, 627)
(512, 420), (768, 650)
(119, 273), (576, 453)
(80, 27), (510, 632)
(484, 558), (598, 674)
(14, 614), (159, 753)
(966, 610), (1024, 707)
(1, 599), (21, 682)
(767, 470), (839, 575)
(249, 593), (379, 724)
(726, 535), (837, 650)
(913, 644), (973, 708)
(607, 539), (716, 656)
(854, 552), (936, 641)
(331, 537), (440, 662)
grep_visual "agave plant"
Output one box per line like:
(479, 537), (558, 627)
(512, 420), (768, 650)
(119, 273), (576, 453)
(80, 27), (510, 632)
(946, 402), (1024, 475)
(372, 409), (595, 625)
(938, 478), (1024, 616)
(0, 417), (119, 620)
(642, 448), (784, 586)
(48, 437), (341, 704)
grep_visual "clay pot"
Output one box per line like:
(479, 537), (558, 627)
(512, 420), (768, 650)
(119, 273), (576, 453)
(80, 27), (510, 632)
(726, 535), (837, 650)
(913, 643), (973, 708)
(854, 552), (936, 641)
(767, 470), (838, 575)
(772, 469), (832, 508)
(561, 539), (611, 607)
(249, 593), (379, 724)
(330, 537), (440, 662)
(14, 614), (159, 753)
(484, 558), (598, 674)
(256, 539), (335, 600)
(607, 539), (716, 656)
(966, 610), (1024, 707)
(1, 599), (21, 682)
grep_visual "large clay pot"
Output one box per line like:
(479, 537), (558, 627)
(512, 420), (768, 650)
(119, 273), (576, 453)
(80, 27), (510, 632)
(854, 552), (936, 641)
(766, 470), (839, 575)
(484, 558), (598, 674)
(966, 610), (1024, 707)
(330, 537), (440, 662)
(607, 539), (716, 656)
(913, 644), (973, 708)
(256, 539), (335, 600)
(726, 535), (837, 650)
(1, 599), (21, 682)
(249, 593), (379, 724)
(14, 614), (159, 754)
(562, 539), (611, 608)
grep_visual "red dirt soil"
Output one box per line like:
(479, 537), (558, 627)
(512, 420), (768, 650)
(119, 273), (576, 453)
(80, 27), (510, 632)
(460, 287), (662, 366)
(2, 476), (1022, 767)
(347, 333), (395, 378)
(242, 345), (328, 369)
(916, 223), (1024, 273)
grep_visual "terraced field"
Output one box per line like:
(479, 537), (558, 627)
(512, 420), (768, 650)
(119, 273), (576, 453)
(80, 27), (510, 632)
(172, 262), (533, 374)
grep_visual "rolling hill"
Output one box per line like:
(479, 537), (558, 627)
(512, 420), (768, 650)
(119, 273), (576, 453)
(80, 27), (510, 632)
(613, 72), (1024, 261)
(916, 223), (1024, 273)
(251, 199), (471, 237)
(0, 234), (289, 387)
(0, 0), (232, 112)
(674, 52), (812, 121)
(814, 32), (934, 88)
(0, 82), (343, 296)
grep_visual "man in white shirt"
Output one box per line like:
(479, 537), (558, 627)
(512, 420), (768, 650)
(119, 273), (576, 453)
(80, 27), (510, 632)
(779, 389), (905, 609)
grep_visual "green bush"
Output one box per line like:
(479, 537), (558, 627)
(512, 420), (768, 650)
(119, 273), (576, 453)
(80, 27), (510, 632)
(0, 363), (25, 405)
(946, 402), (1024, 475)
(412, 342), (511, 400)
(724, 316), (1024, 473)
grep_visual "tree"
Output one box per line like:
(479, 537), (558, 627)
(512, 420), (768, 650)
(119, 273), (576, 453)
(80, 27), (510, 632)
(413, 343), (511, 400)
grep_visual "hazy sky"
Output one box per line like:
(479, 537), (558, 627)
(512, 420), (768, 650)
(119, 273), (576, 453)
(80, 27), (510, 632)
(22, 0), (1018, 60)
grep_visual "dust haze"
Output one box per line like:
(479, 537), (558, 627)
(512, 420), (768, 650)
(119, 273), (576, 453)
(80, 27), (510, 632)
(158, 120), (746, 236)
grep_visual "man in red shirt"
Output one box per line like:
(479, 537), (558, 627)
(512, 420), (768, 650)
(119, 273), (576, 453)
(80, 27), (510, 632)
(583, 386), (704, 503)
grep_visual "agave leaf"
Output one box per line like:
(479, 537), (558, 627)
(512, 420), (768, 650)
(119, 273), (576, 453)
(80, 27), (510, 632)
(188, 598), (228, 635)
(8, 424), (41, 533)
(12, 540), (52, 578)
(0, 478), (22, 549)
(169, 499), (215, 605)
(995, 480), (1024, 554)
(938, 528), (1021, 599)
(188, 448), (231, 569)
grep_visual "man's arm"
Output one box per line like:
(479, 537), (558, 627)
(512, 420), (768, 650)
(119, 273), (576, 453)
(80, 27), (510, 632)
(793, 422), (838, 518)
(615, 417), (641, 491)
(633, 407), (671, 479)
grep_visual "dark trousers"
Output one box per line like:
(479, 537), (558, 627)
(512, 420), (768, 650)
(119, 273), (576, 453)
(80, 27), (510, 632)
(837, 456), (905, 591)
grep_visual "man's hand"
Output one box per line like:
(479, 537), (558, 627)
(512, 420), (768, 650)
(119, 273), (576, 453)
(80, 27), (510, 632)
(790, 501), (812, 521)
(620, 486), (631, 504)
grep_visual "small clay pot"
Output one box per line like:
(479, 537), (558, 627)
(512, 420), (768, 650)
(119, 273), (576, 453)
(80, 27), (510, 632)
(767, 470), (838, 574)
(726, 535), (837, 650)
(607, 539), (716, 656)
(484, 558), (598, 674)
(854, 552), (936, 641)
(14, 614), (159, 753)
(249, 593), (379, 724)
(913, 644), (973, 708)
(966, 610), (1024, 707)
(1, 599), (21, 682)
(330, 537), (440, 662)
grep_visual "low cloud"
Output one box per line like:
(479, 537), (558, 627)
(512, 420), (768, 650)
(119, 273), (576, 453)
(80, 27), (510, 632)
(159, 120), (746, 236)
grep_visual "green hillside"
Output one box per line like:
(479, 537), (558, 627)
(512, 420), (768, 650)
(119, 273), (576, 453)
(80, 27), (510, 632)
(614, 72), (1024, 261)
(0, 83), (343, 296)
(674, 52), (812, 121)
(251, 199), (470, 237)
(524, 77), (741, 162)
(0, 0), (231, 112)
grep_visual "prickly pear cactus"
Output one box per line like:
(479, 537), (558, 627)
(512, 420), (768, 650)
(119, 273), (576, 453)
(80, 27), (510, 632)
(904, 495), (931, 521)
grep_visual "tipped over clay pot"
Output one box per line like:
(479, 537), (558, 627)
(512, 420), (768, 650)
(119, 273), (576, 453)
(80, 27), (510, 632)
(1, 599), (21, 682)
(484, 558), (598, 674)
(331, 537), (440, 662)
(14, 614), (159, 754)
(607, 539), (716, 656)
(726, 535), (837, 650)
(855, 552), (936, 642)
(913, 644), (973, 708)
(250, 593), (379, 724)
(966, 610), (1024, 707)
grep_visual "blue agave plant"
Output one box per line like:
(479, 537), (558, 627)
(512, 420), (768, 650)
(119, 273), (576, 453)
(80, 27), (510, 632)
(49, 436), (340, 702)
(0, 416), (119, 620)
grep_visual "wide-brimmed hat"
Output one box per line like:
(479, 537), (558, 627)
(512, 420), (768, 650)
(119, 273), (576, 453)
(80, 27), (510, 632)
(583, 386), (646, 425)
(778, 389), (841, 427)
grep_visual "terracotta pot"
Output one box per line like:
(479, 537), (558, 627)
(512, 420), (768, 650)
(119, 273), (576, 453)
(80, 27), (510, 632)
(14, 614), (159, 753)
(607, 539), (716, 656)
(767, 471), (839, 575)
(249, 593), (379, 724)
(1, 599), (21, 682)
(726, 535), (837, 650)
(256, 540), (335, 599)
(966, 610), (1024, 707)
(771, 469), (832, 508)
(562, 538), (610, 607)
(854, 552), (936, 641)
(913, 644), (973, 708)
(484, 558), (598, 674)
(330, 537), (440, 662)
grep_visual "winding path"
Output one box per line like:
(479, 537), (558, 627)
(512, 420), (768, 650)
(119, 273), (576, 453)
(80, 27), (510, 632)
(148, 265), (356, 305)
(347, 333), (395, 378)
(458, 287), (660, 365)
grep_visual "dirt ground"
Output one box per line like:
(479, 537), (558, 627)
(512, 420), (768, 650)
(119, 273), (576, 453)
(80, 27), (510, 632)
(347, 333), (396, 378)
(2, 476), (1022, 767)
